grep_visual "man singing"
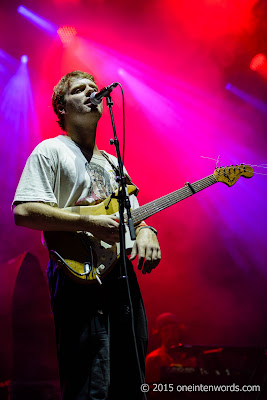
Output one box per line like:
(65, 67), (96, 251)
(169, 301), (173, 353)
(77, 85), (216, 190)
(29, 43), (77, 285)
(12, 71), (161, 399)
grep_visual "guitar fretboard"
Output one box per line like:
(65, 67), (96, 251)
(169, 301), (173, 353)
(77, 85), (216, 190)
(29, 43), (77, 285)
(132, 174), (217, 225)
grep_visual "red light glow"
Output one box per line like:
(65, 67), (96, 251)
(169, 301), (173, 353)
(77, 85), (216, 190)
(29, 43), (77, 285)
(203, 347), (223, 355)
(250, 53), (266, 71)
(57, 25), (77, 45)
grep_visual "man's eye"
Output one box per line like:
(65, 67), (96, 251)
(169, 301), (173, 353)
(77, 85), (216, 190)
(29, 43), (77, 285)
(75, 88), (82, 93)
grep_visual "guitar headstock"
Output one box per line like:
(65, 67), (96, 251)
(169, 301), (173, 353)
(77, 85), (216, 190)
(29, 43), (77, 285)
(214, 164), (254, 187)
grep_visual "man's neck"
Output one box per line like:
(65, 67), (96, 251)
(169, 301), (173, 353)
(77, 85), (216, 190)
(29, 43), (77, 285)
(66, 123), (101, 155)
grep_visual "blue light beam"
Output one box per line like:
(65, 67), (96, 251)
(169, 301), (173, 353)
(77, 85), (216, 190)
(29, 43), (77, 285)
(226, 83), (267, 115)
(0, 61), (41, 189)
(0, 49), (18, 90)
(17, 5), (57, 35)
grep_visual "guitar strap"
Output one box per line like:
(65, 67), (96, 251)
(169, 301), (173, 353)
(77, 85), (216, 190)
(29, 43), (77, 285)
(100, 151), (139, 195)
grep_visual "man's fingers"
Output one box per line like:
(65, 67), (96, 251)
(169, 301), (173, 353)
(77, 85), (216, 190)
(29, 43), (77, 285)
(141, 248), (152, 274)
(151, 248), (161, 269)
(141, 247), (161, 274)
(143, 260), (152, 274)
(137, 246), (146, 269)
(138, 247), (145, 270)
(130, 229), (161, 274)
(130, 241), (137, 260)
(138, 257), (145, 271)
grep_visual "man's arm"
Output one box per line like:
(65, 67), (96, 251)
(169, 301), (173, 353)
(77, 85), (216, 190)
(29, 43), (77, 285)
(14, 203), (161, 272)
(13, 202), (120, 245)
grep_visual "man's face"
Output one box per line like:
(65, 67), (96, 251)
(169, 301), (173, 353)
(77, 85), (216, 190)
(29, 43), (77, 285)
(160, 323), (180, 348)
(63, 77), (103, 122)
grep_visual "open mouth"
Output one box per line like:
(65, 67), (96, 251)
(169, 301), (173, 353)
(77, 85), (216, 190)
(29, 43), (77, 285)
(84, 100), (97, 108)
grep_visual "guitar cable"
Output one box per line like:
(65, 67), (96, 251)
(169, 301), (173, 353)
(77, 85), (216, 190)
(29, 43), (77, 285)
(80, 233), (102, 285)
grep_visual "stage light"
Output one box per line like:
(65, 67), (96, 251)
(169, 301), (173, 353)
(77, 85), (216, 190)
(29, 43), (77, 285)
(20, 55), (28, 64)
(17, 5), (57, 35)
(57, 26), (77, 45)
(226, 82), (267, 114)
(250, 53), (266, 71)
(0, 49), (18, 84)
(0, 60), (40, 190)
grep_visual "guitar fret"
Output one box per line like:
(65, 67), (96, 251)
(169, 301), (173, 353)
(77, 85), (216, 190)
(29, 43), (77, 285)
(192, 175), (217, 193)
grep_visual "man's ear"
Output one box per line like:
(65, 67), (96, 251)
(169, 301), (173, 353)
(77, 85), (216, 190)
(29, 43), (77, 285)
(57, 104), (66, 115)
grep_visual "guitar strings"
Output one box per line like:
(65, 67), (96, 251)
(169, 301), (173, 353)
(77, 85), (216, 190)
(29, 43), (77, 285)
(200, 156), (267, 173)
(200, 155), (220, 168)
(247, 164), (267, 168)
(246, 164), (267, 176)
(201, 156), (267, 174)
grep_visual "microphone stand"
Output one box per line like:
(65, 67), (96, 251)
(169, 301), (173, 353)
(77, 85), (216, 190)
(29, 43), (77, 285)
(106, 94), (136, 275)
(106, 94), (146, 400)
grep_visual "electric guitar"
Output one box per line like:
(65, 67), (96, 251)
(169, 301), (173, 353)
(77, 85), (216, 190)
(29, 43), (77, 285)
(43, 164), (254, 284)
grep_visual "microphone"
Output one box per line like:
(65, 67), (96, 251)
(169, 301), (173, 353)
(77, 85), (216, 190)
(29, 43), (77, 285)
(90, 83), (118, 105)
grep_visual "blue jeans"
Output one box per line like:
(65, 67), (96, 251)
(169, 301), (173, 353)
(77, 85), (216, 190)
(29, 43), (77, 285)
(47, 259), (148, 400)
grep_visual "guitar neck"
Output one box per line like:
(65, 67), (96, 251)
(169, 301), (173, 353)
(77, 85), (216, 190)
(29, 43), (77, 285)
(132, 174), (218, 225)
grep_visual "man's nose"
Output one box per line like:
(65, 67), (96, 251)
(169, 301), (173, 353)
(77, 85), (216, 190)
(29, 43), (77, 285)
(85, 86), (95, 97)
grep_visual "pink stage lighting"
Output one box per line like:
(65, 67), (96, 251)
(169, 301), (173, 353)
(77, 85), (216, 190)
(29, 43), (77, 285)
(250, 53), (266, 71)
(57, 26), (77, 45)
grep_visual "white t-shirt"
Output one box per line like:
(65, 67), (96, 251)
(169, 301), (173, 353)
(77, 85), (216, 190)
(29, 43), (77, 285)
(13, 135), (139, 210)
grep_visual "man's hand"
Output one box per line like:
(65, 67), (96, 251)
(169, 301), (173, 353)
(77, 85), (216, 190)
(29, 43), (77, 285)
(87, 214), (120, 245)
(130, 228), (161, 274)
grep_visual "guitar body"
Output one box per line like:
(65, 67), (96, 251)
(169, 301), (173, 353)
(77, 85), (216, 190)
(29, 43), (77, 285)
(43, 185), (137, 284)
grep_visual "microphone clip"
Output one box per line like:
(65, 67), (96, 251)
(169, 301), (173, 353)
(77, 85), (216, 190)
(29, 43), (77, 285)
(90, 83), (119, 105)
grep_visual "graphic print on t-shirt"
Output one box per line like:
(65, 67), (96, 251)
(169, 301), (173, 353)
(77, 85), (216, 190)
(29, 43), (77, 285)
(75, 162), (118, 206)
